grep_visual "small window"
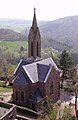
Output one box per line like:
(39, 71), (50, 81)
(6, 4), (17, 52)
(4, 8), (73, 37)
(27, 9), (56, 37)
(32, 103), (35, 110)
(37, 42), (38, 56)
(31, 42), (33, 56)
(50, 81), (54, 95)
(21, 91), (24, 101)
(16, 91), (18, 101)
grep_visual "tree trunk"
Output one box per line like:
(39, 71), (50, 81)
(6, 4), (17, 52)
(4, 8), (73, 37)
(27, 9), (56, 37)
(61, 70), (65, 88)
(61, 78), (64, 88)
(75, 91), (77, 116)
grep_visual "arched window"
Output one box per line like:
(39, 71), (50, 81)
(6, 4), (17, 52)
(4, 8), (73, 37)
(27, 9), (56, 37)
(37, 42), (38, 56)
(50, 81), (54, 95)
(16, 91), (18, 101)
(21, 91), (24, 101)
(31, 42), (33, 56)
(32, 103), (35, 110)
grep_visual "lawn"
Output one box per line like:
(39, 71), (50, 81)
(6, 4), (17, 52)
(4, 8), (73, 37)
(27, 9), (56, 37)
(0, 41), (28, 52)
(0, 86), (12, 102)
(62, 107), (72, 120)
(0, 86), (13, 92)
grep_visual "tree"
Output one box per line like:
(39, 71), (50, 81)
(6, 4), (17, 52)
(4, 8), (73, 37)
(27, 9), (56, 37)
(59, 50), (74, 88)
(65, 65), (78, 117)
(42, 96), (53, 115)
(50, 52), (55, 62)
(38, 96), (58, 120)
(74, 83), (78, 117)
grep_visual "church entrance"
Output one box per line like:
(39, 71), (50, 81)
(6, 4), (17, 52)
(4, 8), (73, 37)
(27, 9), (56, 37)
(32, 103), (35, 111)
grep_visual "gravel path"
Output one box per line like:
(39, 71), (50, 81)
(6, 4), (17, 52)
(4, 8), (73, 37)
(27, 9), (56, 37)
(0, 92), (12, 102)
(56, 101), (65, 120)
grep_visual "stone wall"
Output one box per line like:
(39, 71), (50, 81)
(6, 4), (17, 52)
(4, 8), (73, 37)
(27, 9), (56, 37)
(0, 102), (16, 120)
(45, 67), (60, 101)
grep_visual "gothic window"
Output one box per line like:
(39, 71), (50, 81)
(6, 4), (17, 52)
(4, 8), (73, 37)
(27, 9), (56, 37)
(31, 42), (33, 56)
(16, 91), (18, 101)
(58, 81), (60, 97)
(32, 103), (35, 110)
(50, 81), (54, 95)
(37, 42), (38, 56)
(21, 91), (24, 101)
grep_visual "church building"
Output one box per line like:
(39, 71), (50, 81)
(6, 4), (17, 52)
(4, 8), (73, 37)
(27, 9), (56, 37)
(12, 8), (61, 111)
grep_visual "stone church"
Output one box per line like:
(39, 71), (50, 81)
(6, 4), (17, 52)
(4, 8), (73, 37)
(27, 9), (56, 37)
(12, 8), (61, 111)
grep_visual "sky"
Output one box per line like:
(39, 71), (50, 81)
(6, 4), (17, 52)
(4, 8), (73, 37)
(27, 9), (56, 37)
(0, 0), (78, 21)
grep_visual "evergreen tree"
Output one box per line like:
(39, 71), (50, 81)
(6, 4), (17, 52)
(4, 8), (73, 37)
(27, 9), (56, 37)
(59, 50), (74, 88)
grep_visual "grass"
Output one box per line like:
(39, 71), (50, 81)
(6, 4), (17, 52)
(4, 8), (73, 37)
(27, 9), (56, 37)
(37, 104), (58, 120)
(0, 41), (28, 52)
(62, 107), (72, 120)
(0, 41), (58, 61)
(0, 41), (58, 55)
(0, 86), (13, 92)
(50, 104), (59, 119)
(0, 94), (8, 97)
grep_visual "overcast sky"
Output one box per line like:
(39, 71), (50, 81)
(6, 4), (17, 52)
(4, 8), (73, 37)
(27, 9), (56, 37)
(0, 0), (78, 21)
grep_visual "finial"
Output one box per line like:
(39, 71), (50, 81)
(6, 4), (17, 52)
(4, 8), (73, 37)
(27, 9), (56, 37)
(32, 7), (37, 31)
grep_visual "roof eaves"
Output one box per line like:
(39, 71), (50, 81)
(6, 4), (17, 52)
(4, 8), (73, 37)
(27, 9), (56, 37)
(49, 57), (59, 71)
(12, 74), (19, 83)
(44, 67), (52, 83)
(14, 59), (22, 75)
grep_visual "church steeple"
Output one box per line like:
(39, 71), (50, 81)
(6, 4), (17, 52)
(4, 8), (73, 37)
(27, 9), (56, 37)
(28, 8), (41, 60)
(32, 8), (37, 32)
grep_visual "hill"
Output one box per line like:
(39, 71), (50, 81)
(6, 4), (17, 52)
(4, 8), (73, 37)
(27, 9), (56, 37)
(0, 19), (46, 32)
(41, 37), (72, 51)
(0, 28), (27, 41)
(0, 19), (31, 32)
(22, 15), (78, 49)
(0, 28), (71, 51)
(0, 16), (78, 50)
(40, 16), (78, 48)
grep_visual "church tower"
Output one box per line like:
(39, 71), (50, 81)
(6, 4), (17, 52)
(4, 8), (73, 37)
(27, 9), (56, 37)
(28, 8), (41, 60)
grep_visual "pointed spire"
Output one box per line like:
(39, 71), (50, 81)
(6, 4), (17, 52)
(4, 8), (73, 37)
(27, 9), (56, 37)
(32, 7), (37, 31)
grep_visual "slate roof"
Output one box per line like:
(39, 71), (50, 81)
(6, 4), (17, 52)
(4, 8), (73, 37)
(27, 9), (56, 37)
(23, 63), (50, 83)
(37, 57), (59, 71)
(37, 64), (49, 81)
(22, 57), (58, 83)
(14, 58), (42, 76)
(12, 71), (30, 85)
(13, 57), (60, 84)
(23, 63), (39, 83)
(29, 88), (43, 102)
(14, 59), (31, 76)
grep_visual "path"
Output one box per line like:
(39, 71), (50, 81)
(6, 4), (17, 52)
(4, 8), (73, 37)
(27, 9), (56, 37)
(71, 105), (76, 117)
(56, 89), (69, 120)
(56, 89), (75, 120)
(56, 101), (65, 120)
(0, 92), (12, 102)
